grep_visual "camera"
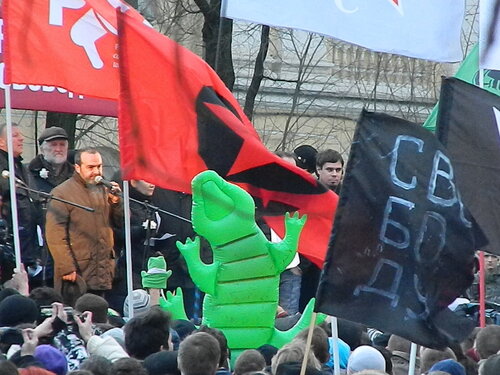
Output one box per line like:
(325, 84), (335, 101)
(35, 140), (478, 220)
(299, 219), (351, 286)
(40, 305), (75, 322)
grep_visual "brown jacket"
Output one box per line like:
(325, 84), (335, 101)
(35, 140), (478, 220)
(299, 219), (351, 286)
(45, 173), (122, 290)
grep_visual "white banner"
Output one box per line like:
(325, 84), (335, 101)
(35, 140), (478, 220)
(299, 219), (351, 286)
(222, 0), (465, 62)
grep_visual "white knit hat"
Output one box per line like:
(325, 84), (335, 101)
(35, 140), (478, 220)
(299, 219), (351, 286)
(123, 289), (151, 318)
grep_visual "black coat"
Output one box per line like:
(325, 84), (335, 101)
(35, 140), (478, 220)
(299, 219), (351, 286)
(0, 150), (42, 266)
(152, 188), (212, 289)
(27, 154), (74, 194)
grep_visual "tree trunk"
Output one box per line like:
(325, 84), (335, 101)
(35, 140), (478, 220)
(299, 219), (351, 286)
(195, 0), (235, 90)
(244, 25), (269, 120)
(45, 112), (77, 149)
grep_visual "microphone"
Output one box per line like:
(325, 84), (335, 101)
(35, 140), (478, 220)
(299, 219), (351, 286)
(2, 170), (27, 187)
(95, 176), (121, 196)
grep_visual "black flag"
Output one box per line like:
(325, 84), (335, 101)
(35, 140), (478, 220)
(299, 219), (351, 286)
(437, 77), (500, 255)
(315, 110), (481, 348)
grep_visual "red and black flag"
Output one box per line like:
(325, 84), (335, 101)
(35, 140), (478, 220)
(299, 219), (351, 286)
(315, 110), (483, 348)
(437, 77), (500, 256)
(117, 12), (338, 267)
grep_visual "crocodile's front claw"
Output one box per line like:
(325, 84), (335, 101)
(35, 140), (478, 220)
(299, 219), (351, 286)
(159, 287), (189, 321)
(285, 212), (307, 233)
(176, 236), (201, 252)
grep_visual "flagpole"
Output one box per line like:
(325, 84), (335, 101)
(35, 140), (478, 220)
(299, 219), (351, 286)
(330, 317), (341, 375)
(479, 251), (486, 327)
(478, 0), (486, 329)
(300, 312), (317, 375)
(407, 342), (417, 375)
(4, 85), (22, 268)
(123, 180), (134, 319)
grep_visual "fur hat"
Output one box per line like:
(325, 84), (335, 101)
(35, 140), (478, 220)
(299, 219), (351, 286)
(34, 345), (68, 375)
(0, 295), (39, 326)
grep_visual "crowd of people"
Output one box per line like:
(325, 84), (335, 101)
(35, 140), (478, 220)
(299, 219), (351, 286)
(0, 123), (497, 375)
(0, 274), (496, 375)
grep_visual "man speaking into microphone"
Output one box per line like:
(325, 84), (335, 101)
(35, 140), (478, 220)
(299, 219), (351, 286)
(45, 148), (122, 302)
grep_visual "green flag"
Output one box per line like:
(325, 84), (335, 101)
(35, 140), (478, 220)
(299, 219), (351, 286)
(423, 44), (500, 131)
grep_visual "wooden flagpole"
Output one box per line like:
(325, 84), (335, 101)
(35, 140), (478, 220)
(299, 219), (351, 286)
(300, 312), (317, 375)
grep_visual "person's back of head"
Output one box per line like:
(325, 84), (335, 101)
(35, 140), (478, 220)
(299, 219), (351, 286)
(29, 287), (63, 308)
(80, 355), (112, 375)
(475, 325), (500, 359)
(256, 344), (279, 366)
(294, 326), (329, 364)
(124, 306), (171, 360)
(0, 360), (18, 375)
(420, 347), (456, 374)
(111, 358), (148, 375)
(271, 341), (321, 375)
(479, 353), (500, 375)
(74, 293), (109, 324)
(347, 345), (386, 375)
(197, 325), (229, 368)
(143, 350), (180, 375)
(234, 349), (266, 375)
(178, 332), (220, 375)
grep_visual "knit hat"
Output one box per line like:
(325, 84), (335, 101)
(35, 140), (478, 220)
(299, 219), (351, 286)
(101, 327), (126, 349)
(143, 350), (180, 375)
(171, 319), (197, 341)
(257, 344), (279, 366)
(74, 293), (109, 323)
(123, 289), (151, 318)
(294, 145), (318, 173)
(347, 345), (386, 375)
(480, 353), (500, 375)
(0, 295), (39, 326)
(429, 359), (466, 375)
(34, 345), (68, 375)
(0, 288), (20, 304)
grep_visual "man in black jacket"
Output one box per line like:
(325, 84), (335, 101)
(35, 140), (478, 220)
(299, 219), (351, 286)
(0, 123), (41, 282)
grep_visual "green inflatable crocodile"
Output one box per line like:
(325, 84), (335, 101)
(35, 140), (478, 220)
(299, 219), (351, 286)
(175, 170), (323, 353)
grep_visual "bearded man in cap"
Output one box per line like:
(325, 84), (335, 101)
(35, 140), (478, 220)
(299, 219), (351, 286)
(28, 126), (74, 193)
(28, 127), (74, 287)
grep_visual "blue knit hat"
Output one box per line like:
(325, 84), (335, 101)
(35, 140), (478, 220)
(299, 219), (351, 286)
(429, 359), (466, 375)
(35, 344), (68, 375)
